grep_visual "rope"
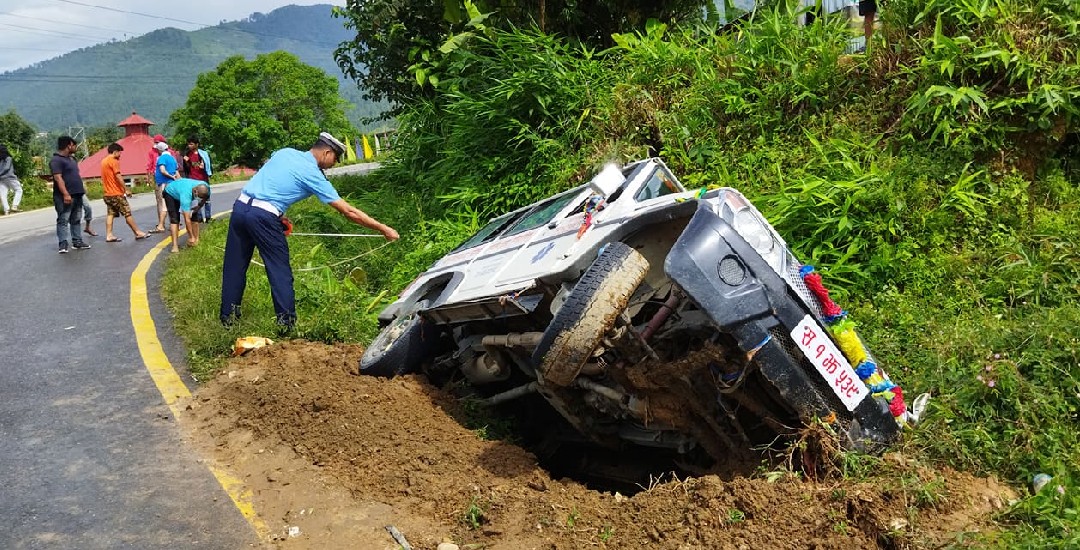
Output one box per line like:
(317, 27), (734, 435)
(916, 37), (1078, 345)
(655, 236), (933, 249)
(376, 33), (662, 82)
(295, 241), (393, 272)
(213, 240), (393, 272)
(289, 232), (385, 238)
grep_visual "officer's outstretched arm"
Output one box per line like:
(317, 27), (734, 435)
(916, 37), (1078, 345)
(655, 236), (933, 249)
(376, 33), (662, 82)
(329, 199), (399, 241)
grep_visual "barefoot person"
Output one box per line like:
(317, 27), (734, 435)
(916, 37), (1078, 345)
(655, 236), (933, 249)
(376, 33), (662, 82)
(859, 0), (878, 46)
(100, 143), (149, 242)
(163, 177), (209, 253)
(219, 132), (399, 333)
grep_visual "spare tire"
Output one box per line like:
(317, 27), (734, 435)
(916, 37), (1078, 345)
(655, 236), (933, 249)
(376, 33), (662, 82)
(532, 242), (650, 386)
(359, 300), (437, 377)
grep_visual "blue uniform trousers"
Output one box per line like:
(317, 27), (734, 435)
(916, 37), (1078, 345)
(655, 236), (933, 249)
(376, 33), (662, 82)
(220, 199), (295, 327)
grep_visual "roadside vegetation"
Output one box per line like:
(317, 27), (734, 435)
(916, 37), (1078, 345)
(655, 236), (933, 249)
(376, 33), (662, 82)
(164, 0), (1079, 545)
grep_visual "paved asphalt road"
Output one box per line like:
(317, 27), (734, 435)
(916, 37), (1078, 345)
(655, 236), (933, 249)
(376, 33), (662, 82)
(0, 162), (379, 549)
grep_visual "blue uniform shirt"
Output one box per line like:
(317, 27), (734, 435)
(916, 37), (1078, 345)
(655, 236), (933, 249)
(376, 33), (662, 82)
(241, 148), (341, 214)
(155, 152), (178, 185)
(165, 178), (208, 211)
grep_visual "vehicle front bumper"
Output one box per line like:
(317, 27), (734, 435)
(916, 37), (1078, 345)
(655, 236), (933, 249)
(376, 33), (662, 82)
(664, 203), (901, 446)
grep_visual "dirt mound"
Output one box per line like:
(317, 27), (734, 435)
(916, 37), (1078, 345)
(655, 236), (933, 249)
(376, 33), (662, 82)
(181, 341), (1015, 549)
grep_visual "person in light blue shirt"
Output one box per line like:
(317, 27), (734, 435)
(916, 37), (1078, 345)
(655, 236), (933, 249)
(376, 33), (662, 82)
(154, 143), (179, 185)
(163, 177), (209, 253)
(220, 132), (399, 332)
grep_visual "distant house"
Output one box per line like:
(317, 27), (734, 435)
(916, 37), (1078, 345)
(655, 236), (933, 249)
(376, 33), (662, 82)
(78, 111), (159, 183)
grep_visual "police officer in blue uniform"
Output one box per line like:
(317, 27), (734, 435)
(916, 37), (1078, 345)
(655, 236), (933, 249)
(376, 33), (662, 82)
(220, 132), (399, 331)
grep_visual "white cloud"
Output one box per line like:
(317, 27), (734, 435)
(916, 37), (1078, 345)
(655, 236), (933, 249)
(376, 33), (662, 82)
(0, 0), (344, 73)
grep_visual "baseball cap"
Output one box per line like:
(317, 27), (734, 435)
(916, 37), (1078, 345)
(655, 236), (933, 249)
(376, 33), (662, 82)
(153, 134), (166, 142)
(154, 142), (169, 152)
(317, 132), (346, 157)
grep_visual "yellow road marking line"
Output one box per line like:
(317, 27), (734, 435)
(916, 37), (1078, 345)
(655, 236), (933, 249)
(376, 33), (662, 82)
(129, 223), (269, 540)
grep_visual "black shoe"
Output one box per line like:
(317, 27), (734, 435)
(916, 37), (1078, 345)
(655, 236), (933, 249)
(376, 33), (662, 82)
(58, 246), (69, 254)
(72, 242), (92, 250)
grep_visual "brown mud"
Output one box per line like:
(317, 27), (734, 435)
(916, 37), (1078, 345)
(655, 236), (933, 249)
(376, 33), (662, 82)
(180, 340), (1015, 549)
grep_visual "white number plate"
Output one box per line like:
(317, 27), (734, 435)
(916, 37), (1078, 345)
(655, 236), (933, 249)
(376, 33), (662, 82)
(790, 315), (868, 412)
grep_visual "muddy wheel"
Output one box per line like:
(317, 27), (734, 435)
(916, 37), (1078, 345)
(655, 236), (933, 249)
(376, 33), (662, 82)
(359, 300), (437, 377)
(532, 242), (650, 386)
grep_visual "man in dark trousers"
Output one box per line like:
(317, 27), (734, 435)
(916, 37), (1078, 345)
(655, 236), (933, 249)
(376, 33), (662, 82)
(219, 132), (399, 332)
(50, 136), (91, 253)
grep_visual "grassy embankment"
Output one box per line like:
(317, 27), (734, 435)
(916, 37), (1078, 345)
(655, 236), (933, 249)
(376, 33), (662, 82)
(163, 0), (1079, 545)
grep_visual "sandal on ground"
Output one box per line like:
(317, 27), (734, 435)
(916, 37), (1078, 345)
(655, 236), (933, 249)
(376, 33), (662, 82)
(84, 227), (98, 236)
(135, 233), (150, 240)
(106, 237), (123, 243)
(148, 228), (164, 234)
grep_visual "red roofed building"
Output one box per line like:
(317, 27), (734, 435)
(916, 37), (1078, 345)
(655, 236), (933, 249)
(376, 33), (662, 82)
(78, 111), (159, 182)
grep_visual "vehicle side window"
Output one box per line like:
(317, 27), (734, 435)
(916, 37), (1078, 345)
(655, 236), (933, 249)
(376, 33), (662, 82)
(634, 168), (683, 202)
(505, 193), (579, 236)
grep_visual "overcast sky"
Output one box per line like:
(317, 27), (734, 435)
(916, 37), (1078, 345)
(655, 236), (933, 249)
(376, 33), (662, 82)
(0, 0), (344, 73)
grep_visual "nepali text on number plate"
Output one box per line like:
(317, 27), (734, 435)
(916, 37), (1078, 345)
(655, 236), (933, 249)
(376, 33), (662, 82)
(790, 314), (868, 412)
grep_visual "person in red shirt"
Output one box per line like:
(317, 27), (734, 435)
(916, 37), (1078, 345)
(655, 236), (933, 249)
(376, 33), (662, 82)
(183, 136), (209, 182)
(182, 135), (213, 222)
(102, 143), (149, 242)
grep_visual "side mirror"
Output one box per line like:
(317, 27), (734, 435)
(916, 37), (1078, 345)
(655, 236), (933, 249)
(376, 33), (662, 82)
(587, 163), (625, 198)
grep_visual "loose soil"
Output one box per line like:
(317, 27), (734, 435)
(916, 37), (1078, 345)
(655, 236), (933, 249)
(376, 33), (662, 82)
(180, 341), (1017, 549)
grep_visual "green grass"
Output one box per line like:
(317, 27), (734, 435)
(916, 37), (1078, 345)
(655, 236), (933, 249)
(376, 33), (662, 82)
(158, 1), (1080, 544)
(160, 172), (444, 378)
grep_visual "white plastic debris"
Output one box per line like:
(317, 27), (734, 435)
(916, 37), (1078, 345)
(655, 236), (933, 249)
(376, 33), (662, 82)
(1033, 473), (1052, 493)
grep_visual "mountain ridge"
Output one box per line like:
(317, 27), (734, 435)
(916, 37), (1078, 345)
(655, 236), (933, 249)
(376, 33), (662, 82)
(0, 4), (382, 132)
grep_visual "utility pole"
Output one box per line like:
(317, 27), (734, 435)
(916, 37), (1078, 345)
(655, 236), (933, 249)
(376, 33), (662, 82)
(68, 125), (89, 159)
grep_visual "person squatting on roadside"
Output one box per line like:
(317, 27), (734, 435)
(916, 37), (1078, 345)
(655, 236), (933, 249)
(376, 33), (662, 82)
(182, 135), (213, 221)
(100, 143), (150, 242)
(50, 136), (90, 253)
(163, 177), (209, 253)
(0, 144), (23, 215)
(219, 132), (399, 332)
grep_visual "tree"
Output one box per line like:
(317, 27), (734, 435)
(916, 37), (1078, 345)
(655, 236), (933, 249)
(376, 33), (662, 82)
(0, 110), (36, 149)
(170, 51), (354, 168)
(85, 125), (122, 156)
(333, 0), (710, 115)
(0, 110), (40, 178)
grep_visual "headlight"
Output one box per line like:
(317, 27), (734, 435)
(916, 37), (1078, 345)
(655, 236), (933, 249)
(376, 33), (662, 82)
(734, 207), (774, 253)
(733, 207), (785, 274)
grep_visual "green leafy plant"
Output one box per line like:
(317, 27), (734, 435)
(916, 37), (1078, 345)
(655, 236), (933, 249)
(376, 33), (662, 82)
(565, 507), (580, 528)
(462, 496), (488, 530)
(724, 508), (746, 525)
(599, 525), (615, 541)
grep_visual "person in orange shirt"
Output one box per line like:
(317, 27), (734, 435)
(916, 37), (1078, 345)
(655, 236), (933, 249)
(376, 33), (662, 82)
(101, 143), (150, 242)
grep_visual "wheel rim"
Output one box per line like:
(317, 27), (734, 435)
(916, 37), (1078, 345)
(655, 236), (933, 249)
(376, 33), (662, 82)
(371, 313), (416, 356)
